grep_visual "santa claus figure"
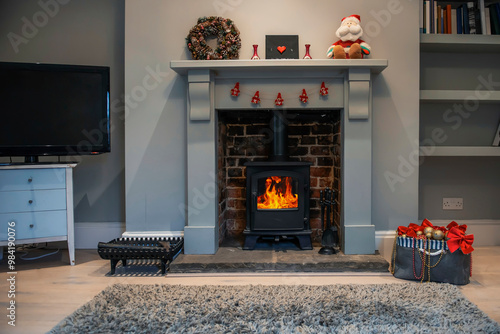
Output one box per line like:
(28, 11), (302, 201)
(327, 15), (371, 59)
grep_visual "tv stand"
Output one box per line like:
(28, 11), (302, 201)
(0, 163), (77, 265)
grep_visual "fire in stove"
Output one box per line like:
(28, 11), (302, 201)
(257, 176), (298, 210)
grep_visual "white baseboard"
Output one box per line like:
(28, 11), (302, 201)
(121, 231), (184, 238)
(375, 230), (397, 263)
(74, 222), (125, 249)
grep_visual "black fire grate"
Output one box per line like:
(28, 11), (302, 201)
(97, 237), (183, 275)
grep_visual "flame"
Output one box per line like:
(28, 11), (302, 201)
(257, 176), (298, 209)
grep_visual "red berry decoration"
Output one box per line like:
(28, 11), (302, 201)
(251, 91), (260, 104)
(299, 89), (308, 103)
(320, 82), (329, 96)
(231, 82), (240, 97)
(275, 92), (284, 106)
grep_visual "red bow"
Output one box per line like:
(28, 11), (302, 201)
(447, 226), (474, 254)
(397, 223), (424, 238)
(421, 218), (433, 228)
(421, 219), (447, 233)
(446, 221), (468, 233)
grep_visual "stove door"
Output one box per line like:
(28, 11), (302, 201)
(250, 170), (306, 231)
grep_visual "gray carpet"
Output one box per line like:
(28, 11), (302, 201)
(49, 283), (500, 334)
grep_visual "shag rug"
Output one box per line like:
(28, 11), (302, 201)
(49, 283), (500, 334)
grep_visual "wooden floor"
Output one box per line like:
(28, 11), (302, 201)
(0, 246), (499, 333)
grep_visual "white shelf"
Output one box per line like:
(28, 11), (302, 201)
(420, 90), (500, 103)
(420, 34), (500, 53)
(170, 59), (388, 75)
(419, 146), (500, 156)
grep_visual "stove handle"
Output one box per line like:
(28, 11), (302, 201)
(252, 192), (257, 212)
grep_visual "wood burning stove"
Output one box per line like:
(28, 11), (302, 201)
(243, 111), (312, 250)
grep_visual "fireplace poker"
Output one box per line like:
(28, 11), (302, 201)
(319, 187), (338, 255)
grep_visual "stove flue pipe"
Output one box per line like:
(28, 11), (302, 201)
(271, 111), (288, 161)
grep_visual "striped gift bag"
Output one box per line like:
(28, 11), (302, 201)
(390, 236), (471, 285)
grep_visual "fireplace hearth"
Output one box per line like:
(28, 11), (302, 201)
(244, 111), (312, 249)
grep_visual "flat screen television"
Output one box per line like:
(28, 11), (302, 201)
(0, 61), (110, 163)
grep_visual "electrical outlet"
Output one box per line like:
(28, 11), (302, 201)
(443, 198), (463, 210)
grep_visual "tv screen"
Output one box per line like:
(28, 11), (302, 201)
(0, 62), (110, 162)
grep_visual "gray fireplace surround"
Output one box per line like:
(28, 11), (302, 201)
(169, 59), (388, 255)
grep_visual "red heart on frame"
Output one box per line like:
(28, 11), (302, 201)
(277, 46), (286, 54)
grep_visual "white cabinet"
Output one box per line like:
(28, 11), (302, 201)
(0, 164), (76, 265)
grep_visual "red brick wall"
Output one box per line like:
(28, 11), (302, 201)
(218, 111), (341, 246)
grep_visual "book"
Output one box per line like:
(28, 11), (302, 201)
(425, 1), (431, 34)
(444, 7), (448, 33)
(495, 3), (500, 35)
(457, 6), (463, 34)
(447, 4), (452, 34)
(451, 9), (457, 34)
(420, 0), (424, 33)
(479, 0), (487, 34)
(468, 2), (477, 34)
(490, 3), (500, 35)
(475, 2), (483, 34)
(430, 0), (436, 33)
(463, 3), (470, 34)
(493, 121), (500, 146)
(438, 5), (442, 33)
(485, 7), (491, 34)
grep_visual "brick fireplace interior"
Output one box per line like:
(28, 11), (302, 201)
(217, 109), (342, 247)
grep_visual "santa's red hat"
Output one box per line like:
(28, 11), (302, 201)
(341, 15), (360, 24)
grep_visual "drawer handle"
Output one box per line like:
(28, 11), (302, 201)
(28, 177), (33, 183)
(29, 224), (34, 228)
(28, 200), (33, 204)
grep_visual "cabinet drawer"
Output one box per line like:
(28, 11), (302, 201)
(0, 168), (66, 191)
(0, 211), (67, 241)
(0, 189), (67, 213)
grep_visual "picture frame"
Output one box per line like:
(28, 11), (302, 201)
(265, 35), (299, 59)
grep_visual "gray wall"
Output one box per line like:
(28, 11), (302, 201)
(124, 0), (420, 233)
(0, 0), (125, 224)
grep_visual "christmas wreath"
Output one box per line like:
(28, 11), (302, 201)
(186, 16), (241, 60)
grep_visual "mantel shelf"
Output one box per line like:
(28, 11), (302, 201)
(170, 59), (388, 76)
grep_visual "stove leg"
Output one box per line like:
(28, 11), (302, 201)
(243, 235), (259, 250)
(296, 235), (313, 250)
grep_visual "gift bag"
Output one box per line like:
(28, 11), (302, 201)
(391, 236), (471, 285)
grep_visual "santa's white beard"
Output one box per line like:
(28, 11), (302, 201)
(336, 24), (363, 42)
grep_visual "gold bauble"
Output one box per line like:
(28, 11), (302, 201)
(416, 230), (423, 236)
(425, 232), (433, 239)
(401, 234), (407, 238)
(423, 227), (434, 235)
(433, 230), (445, 240)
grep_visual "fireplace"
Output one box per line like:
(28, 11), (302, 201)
(170, 59), (388, 255)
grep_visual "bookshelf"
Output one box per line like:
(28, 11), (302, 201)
(419, 8), (500, 232)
